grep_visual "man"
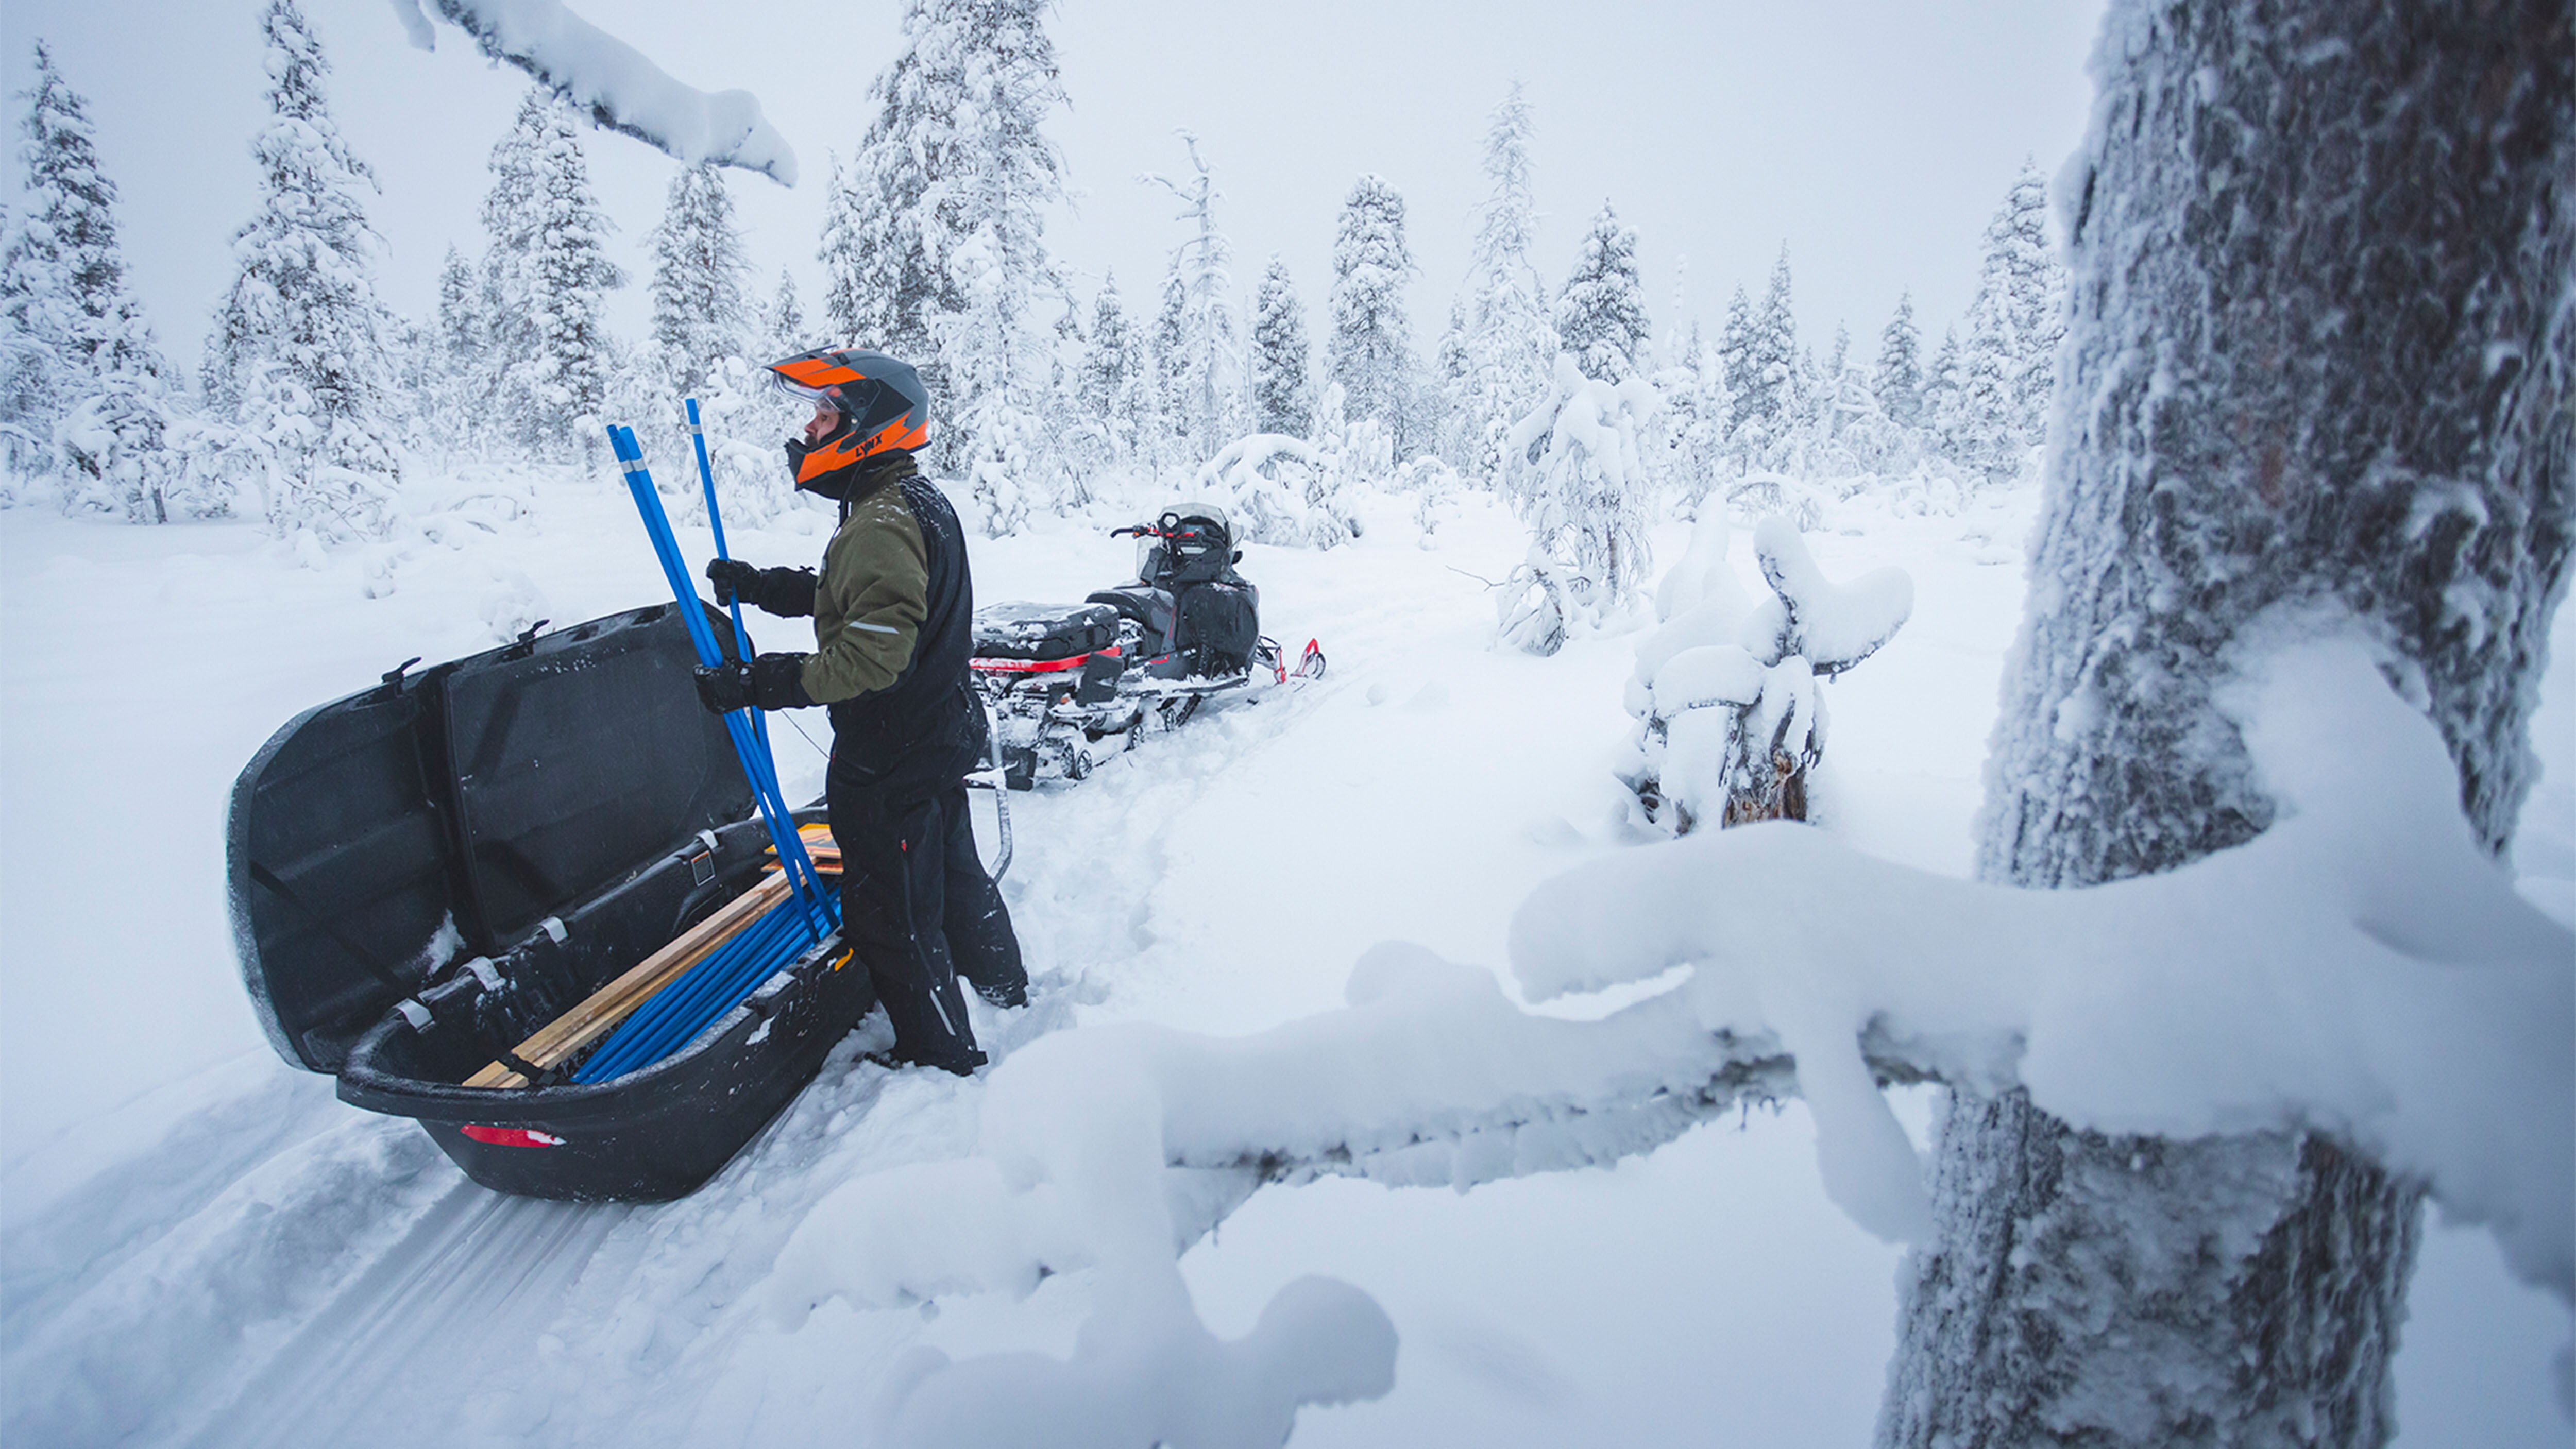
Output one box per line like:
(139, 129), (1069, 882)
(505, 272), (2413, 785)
(692, 348), (1025, 1076)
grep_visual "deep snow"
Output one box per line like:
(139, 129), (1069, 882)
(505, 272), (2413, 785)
(1, 466), (2567, 1445)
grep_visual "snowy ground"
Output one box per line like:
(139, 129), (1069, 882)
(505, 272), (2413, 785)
(1, 467), (2566, 1446)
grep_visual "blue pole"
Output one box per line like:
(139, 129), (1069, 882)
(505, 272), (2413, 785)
(585, 422), (854, 1084)
(609, 427), (834, 929)
(684, 398), (782, 774)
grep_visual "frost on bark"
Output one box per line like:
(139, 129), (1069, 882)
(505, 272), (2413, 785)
(1885, 3), (2573, 1446)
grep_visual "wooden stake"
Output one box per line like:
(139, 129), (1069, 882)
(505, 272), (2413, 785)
(464, 872), (794, 1089)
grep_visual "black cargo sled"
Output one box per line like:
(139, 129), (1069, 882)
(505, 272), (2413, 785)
(227, 603), (871, 1202)
(971, 503), (1324, 788)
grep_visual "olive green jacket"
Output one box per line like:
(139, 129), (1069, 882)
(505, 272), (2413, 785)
(798, 457), (927, 705)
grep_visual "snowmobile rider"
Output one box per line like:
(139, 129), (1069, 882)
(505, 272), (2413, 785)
(691, 347), (1026, 1076)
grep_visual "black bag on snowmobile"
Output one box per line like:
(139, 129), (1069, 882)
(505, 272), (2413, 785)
(1131, 503), (1260, 675)
(1176, 579), (1259, 676)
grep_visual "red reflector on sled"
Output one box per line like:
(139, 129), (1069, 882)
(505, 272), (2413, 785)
(460, 1125), (564, 1148)
(969, 645), (1120, 675)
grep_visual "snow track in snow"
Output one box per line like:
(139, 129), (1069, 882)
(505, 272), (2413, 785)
(2, 579), (1345, 1449)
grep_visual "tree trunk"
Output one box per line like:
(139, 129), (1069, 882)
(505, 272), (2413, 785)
(1882, 2), (2572, 1444)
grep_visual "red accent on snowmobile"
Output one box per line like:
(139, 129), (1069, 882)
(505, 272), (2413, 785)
(460, 1125), (564, 1148)
(969, 645), (1124, 675)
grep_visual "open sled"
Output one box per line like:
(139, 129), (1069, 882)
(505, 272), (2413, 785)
(971, 502), (1325, 788)
(228, 603), (874, 1202)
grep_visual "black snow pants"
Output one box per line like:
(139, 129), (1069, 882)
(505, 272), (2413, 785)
(826, 775), (1026, 1071)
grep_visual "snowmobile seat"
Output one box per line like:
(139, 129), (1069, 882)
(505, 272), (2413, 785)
(1084, 586), (1178, 654)
(973, 601), (1120, 662)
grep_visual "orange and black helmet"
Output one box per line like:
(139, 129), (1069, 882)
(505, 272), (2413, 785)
(766, 347), (930, 493)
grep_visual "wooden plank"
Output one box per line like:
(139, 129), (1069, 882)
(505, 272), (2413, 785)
(464, 871), (794, 1089)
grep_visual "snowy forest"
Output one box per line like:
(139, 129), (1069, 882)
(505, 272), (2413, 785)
(1, 1), (2569, 1447)
(1, 1), (2063, 577)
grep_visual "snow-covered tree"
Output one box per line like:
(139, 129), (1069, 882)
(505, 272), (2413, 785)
(815, 150), (871, 344)
(507, 95), (622, 462)
(2, 43), (198, 519)
(646, 164), (754, 401)
(762, 267), (805, 359)
(1066, 272), (1144, 478)
(1941, 301), (2020, 484)
(1444, 82), (1555, 485)
(0, 44), (83, 478)
(1872, 291), (1922, 429)
(1248, 255), (1311, 439)
(1715, 285), (1753, 408)
(828, 0), (1070, 495)
(1884, 6), (2573, 1444)
(1989, 158), (2064, 441)
(202, 0), (402, 541)
(428, 244), (481, 434)
(1328, 173), (1421, 457)
(1936, 161), (2067, 484)
(1657, 327), (1734, 507)
(1145, 264), (1193, 467)
(1142, 132), (1241, 458)
(1735, 247), (1800, 454)
(1554, 202), (1650, 384)
(1498, 353), (1658, 650)
(1919, 325), (1961, 455)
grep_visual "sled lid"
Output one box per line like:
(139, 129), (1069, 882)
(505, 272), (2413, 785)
(227, 603), (755, 1073)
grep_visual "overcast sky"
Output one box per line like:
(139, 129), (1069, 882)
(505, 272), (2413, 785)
(2, 0), (2106, 378)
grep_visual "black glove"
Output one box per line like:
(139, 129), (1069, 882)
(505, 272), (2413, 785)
(706, 559), (818, 618)
(693, 653), (815, 714)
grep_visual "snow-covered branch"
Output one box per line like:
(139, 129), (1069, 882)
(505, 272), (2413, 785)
(1524, 635), (2571, 1292)
(764, 633), (2566, 1445)
(389, 0), (796, 184)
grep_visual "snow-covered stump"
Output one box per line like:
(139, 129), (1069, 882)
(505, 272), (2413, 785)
(1620, 512), (1911, 832)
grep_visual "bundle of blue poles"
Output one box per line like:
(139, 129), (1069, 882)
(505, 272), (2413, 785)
(577, 404), (839, 1085)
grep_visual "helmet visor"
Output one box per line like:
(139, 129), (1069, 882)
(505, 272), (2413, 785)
(768, 373), (840, 411)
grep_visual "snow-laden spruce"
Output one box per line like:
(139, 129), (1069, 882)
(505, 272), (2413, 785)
(1727, 248), (1800, 471)
(1621, 513), (1912, 832)
(200, 0), (403, 544)
(1495, 354), (1657, 653)
(1934, 163), (2061, 485)
(1069, 272), (1149, 480)
(1554, 202), (1650, 385)
(387, 0), (796, 184)
(645, 165), (755, 402)
(1327, 174), (1423, 459)
(1, 43), (206, 521)
(622, 162), (802, 524)
(478, 89), (622, 466)
(1440, 82), (1555, 488)
(1248, 256), (1312, 440)
(825, 0), (1069, 520)
(1873, 292), (1924, 429)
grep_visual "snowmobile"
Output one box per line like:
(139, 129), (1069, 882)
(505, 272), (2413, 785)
(970, 502), (1325, 789)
